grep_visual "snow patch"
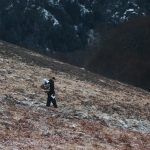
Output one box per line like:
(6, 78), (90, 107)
(6, 3), (14, 10)
(124, 9), (137, 15)
(38, 7), (59, 26)
(112, 12), (119, 19)
(80, 4), (92, 16)
(87, 29), (98, 46)
(46, 48), (50, 52)
(74, 25), (78, 31)
(48, 0), (61, 5)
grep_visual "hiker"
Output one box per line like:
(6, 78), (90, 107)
(42, 77), (58, 108)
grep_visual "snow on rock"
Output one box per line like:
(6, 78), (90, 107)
(80, 4), (92, 16)
(48, 0), (61, 5)
(109, 0), (146, 24)
(87, 29), (98, 46)
(5, 3), (14, 10)
(38, 7), (59, 26)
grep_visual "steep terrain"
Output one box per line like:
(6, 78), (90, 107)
(0, 0), (150, 91)
(0, 41), (150, 150)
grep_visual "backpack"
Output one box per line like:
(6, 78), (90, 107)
(41, 79), (50, 90)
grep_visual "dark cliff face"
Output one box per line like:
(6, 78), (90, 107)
(0, 0), (93, 52)
(0, 0), (149, 52)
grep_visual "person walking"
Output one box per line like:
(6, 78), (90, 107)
(47, 77), (57, 108)
(42, 77), (58, 108)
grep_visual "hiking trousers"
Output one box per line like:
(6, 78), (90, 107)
(46, 94), (57, 108)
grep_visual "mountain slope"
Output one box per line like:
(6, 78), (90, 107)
(0, 41), (150, 149)
(1, 0), (150, 92)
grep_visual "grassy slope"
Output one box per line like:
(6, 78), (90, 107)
(0, 41), (150, 150)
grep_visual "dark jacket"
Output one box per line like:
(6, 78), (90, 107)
(47, 79), (55, 95)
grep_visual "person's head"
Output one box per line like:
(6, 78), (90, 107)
(49, 77), (55, 82)
(52, 77), (56, 80)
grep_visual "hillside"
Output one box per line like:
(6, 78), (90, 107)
(1, 0), (150, 91)
(0, 41), (150, 149)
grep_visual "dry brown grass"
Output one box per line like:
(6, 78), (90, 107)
(0, 41), (150, 149)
